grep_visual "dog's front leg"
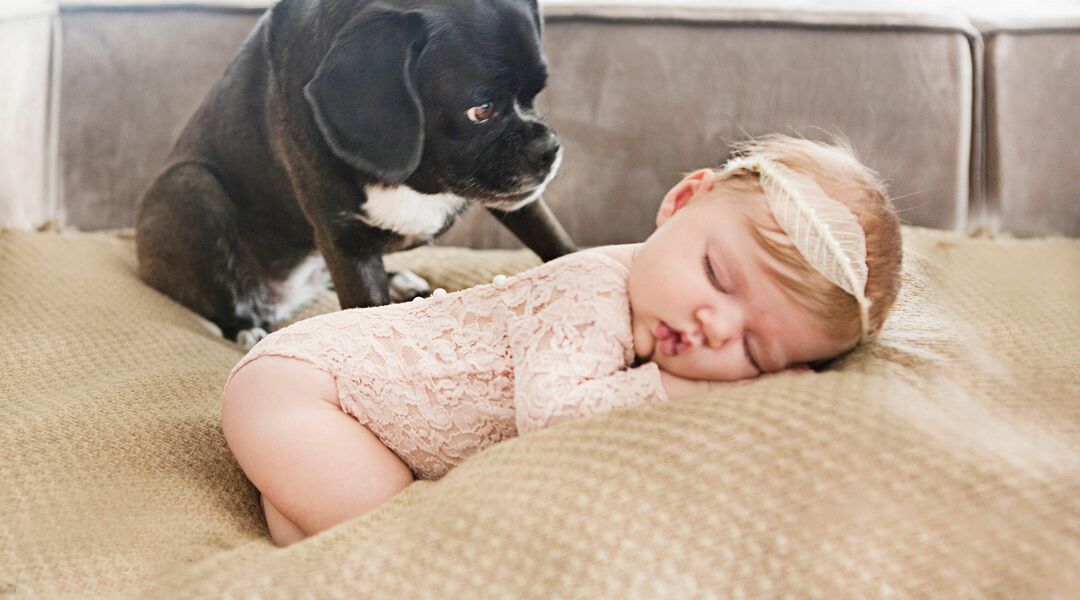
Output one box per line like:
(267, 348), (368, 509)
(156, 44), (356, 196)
(313, 221), (394, 309)
(323, 247), (391, 310)
(487, 198), (576, 262)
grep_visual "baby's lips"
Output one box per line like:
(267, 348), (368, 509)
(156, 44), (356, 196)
(658, 336), (680, 357)
(654, 321), (695, 357)
(676, 337), (693, 354)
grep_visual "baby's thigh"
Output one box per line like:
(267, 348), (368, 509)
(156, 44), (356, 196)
(221, 357), (340, 477)
(223, 355), (340, 411)
(221, 356), (414, 537)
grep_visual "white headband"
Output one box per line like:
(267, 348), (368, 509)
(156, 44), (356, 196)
(722, 156), (872, 340)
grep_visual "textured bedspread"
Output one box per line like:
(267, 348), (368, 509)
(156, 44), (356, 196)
(1, 227), (1077, 598)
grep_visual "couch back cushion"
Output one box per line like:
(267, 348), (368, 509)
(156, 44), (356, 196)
(43, 1), (979, 244)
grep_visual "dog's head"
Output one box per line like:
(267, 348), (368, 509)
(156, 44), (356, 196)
(304, 0), (560, 210)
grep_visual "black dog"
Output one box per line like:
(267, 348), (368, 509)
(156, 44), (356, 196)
(135, 0), (574, 347)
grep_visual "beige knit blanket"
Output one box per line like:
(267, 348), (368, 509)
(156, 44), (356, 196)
(1, 227), (1077, 598)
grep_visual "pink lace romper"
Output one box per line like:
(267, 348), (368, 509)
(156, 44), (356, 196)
(226, 252), (667, 479)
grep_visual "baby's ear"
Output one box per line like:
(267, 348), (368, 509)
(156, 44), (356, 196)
(656, 169), (716, 227)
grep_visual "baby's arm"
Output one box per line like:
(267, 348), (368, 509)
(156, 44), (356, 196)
(514, 359), (668, 434)
(508, 291), (668, 434)
(512, 358), (719, 433)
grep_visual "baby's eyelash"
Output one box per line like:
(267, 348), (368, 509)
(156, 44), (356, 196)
(744, 337), (762, 374)
(703, 254), (726, 292)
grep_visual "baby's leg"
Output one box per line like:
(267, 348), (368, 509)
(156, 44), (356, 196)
(221, 356), (414, 546)
(261, 494), (305, 546)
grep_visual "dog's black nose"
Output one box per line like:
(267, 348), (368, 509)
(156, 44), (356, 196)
(525, 131), (560, 171)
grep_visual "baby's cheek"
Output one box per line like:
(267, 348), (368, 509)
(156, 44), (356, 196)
(669, 352), (737, 383)
(752, 365), (812, 383)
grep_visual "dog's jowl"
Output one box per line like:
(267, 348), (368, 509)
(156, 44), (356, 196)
(135, 0), (575, 348)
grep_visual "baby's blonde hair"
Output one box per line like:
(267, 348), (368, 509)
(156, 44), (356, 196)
(716, 134), (903, 352)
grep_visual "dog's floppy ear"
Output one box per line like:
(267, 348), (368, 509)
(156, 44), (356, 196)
(304, 6), (428, 183)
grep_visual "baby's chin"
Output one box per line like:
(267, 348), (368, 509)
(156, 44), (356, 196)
(630, 319), (657, 363)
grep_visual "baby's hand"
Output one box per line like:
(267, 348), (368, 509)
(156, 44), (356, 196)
(658, 369), (714, 399)
(658, 365), (813, 400)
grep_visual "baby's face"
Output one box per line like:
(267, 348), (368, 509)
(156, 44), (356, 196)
(628, 178), (843, 382)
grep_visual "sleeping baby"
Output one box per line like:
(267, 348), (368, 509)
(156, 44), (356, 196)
(220, 134), (904, 546)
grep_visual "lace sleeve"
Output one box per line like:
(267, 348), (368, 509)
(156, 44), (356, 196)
(513, 361), (666, 434)
(506, 255), (668, 434)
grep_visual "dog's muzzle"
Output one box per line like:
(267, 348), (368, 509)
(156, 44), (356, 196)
(480, 146), (563, 212)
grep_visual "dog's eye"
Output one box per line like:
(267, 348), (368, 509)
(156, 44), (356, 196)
(466, 103), (495, 124)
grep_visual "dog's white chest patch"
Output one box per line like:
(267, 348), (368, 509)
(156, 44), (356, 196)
(361, 185), (469, 238)
(267, 252), (330, 322)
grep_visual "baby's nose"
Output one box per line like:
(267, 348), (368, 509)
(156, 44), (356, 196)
(695, 306), (742, 348)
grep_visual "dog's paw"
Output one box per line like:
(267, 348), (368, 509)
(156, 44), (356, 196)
(236, 327), (269, 351)
(388, 270), (431, 302)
